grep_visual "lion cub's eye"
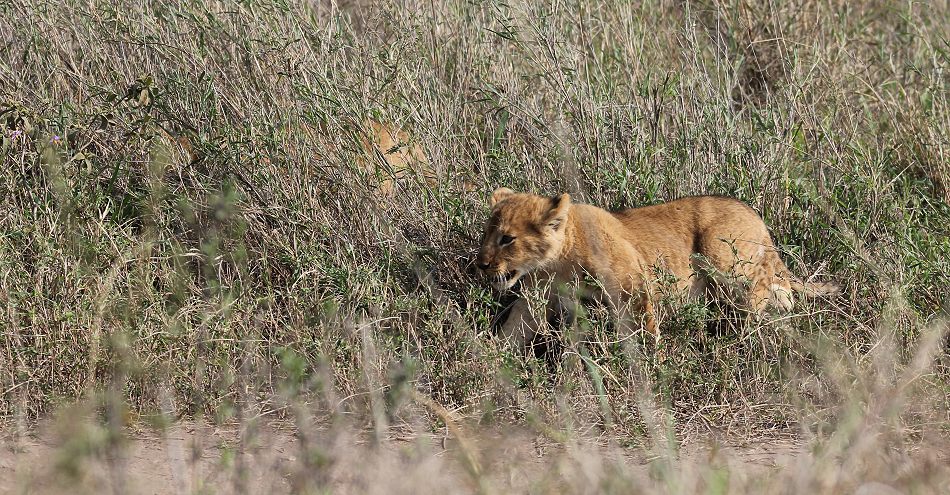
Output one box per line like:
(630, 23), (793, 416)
(499, 234), (516, 247)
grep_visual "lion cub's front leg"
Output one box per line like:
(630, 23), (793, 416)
(501, 276), (657, 349)
(593, 257), (660, 338)
(498, 297), (542, 348)
(499, 274), (573, 350)
(603, 285), (658, 338)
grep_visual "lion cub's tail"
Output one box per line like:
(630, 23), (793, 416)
(788, 278), (841, 298)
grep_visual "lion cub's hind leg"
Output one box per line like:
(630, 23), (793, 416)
(694, 235), (795, 316)
(689, 251), (744, 307)
(726, 245), (795, 316)
(750, 249), (795, 314)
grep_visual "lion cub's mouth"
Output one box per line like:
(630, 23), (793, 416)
(493, 269), (523, 291)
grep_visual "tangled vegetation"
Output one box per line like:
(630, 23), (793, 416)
(1, 0), (948, 493)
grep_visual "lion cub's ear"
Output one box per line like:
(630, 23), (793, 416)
(490, 187), (515, 206)
(544, 193), (572, 230)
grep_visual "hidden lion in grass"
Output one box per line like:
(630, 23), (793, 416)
(476, 188), (839, 345)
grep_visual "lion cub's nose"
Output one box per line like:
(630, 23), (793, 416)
(477, 261), (491, 271)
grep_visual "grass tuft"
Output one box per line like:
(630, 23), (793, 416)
(1, 0), (948, 492)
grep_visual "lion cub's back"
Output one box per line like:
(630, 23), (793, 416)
(612, 195), (772, 249)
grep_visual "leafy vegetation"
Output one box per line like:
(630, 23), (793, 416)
(1, 0), (948, 492)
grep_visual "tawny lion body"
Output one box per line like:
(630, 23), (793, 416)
(476, 188), (838, 345)
(356, 120), (432, 195)
(159, 119), (433, 196)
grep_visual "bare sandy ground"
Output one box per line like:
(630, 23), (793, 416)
(2, 421), (298, 494)
(0, 418), (814, 494)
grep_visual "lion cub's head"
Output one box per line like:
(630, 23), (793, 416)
(476, 187), (572, 290)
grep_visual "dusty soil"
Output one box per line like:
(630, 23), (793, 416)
(1, 421), (299, 494)
(0, 418), (811, 495)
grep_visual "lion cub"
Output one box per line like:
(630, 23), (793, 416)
(476, 188), (838, 345)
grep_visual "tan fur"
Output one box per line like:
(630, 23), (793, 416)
(476, 188), (839, 345)
(356, 120), (433, 195)
(159, 120), (442, 196)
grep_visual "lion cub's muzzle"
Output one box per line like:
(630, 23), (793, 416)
(477, 261), (523, 291)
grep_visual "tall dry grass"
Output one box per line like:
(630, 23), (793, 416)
(1, 0), (949, 492)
